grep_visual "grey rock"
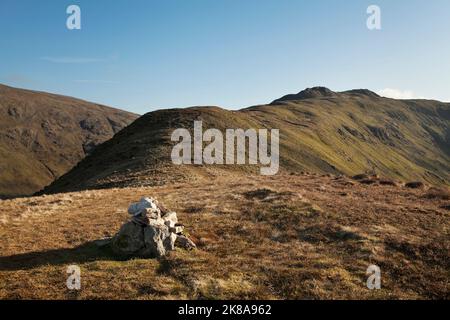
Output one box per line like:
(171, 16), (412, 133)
(111, 219), (177, 258)
(142, 224), (168, 258)
(111, 221), (145, 256)
(164, 232), (178, 252)
(111, 198), (195, 258)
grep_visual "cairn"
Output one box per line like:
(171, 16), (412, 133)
(111, 197), (196, 258)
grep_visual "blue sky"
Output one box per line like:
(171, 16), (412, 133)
(1, 0), (449, 114)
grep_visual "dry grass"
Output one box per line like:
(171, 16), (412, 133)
(423, 187), (450, 200)
(0, 174), (449, 300)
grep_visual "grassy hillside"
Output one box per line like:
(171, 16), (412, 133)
(1, 174), (449, 299)
(0, 84), (138, 197)
(41, 88), (450, 194)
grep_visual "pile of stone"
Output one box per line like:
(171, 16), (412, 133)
(111, 197), (196, 258)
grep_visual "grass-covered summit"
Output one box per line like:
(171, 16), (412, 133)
(41, 87), (449, 194)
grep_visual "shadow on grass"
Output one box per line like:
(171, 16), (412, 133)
(0, 241), (122, 271)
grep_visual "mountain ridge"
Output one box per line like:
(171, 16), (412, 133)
(271, 87), (382, 104)
(39, 88), (450, 194)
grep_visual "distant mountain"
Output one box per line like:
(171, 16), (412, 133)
(40, 87), (450, 194)
(272, 87), (380, 103)
(272, 86), (339, 102)
(0, 84), (138, 197)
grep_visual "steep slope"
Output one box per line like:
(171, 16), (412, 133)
(0, 84), (138, 197)
(41, 87), (450, 194)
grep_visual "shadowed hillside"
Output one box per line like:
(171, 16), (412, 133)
(0, 84), (138, 197)
(40, 87), (450, 194)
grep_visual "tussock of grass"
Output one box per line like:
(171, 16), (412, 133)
(423, 187), (450, 200)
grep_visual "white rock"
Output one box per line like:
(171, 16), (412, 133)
(169, 225), (184, 234)
(148, 216), (166, 227)
(128, 197), (159, 216)
(163, 232), (177, 251)
(143, 207), (161, 220)
(162, 211), (178, 227)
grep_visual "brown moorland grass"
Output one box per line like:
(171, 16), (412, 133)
(0, 173), (448, 299)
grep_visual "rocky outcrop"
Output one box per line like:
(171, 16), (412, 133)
(272, 87), (338, 103)
(111, 197), (195, 258)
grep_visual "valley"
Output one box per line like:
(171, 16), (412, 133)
(0, 84), (138, 198)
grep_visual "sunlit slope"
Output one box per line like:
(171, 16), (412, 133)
(41, 88), (450, 194)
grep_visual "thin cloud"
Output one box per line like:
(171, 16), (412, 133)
(40, 56), (105, 64)
(74, 80), (120, 84)
(377, 88), (426, 100)
(2, 74), (35, 85)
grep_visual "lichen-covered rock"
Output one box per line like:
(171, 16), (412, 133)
(142, 224), (169, 257)
(111, 221), (145, 256)
(111, 220), (177, 258)
(162, 211), (178, 227)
